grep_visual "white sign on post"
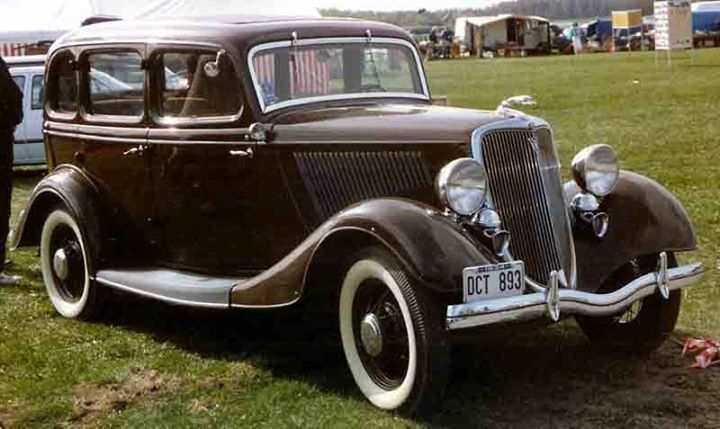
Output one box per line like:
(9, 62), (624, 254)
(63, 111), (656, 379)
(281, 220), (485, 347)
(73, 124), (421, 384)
(654, 0), (693, 50)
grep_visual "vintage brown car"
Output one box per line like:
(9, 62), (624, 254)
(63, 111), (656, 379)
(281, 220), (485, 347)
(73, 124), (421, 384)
(13, 16), (705, 414)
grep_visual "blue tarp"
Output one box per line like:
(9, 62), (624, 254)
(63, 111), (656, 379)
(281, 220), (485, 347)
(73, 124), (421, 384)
(694, 11), (720, 32)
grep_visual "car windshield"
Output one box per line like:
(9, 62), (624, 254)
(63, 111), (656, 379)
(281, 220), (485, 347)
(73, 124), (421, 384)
(250, 40), (426, 111)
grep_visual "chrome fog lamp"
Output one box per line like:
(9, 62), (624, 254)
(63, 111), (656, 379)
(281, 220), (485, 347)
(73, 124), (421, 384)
(571, 144), (620, 197)
(436, 158), (487, 216)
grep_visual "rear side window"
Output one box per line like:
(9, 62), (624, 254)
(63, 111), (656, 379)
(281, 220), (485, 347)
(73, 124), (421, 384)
(156, 51), (242, 119)
(87, 51), (144, 117)
(31, 75), (43, 109)
(49, 53), (77, 113)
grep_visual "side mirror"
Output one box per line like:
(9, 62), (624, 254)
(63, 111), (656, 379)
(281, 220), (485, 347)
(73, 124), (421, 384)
(203, 49), (226, 78)
(247, 122), (271, 142)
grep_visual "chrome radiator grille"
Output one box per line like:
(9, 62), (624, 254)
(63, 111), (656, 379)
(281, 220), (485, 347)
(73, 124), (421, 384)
(480, 128), (571, 285)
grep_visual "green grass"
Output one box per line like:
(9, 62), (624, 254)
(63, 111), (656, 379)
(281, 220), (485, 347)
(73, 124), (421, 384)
(1, 50), (719, 427)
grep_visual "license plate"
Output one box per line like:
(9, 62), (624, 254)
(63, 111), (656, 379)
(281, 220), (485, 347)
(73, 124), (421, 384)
(463, 261), (525, 303)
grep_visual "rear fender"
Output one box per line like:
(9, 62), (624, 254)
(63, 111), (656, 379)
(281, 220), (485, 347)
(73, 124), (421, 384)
(565, 171), (697, 293)
(12, 165), (102, 272)
(230, 198), (492, 307)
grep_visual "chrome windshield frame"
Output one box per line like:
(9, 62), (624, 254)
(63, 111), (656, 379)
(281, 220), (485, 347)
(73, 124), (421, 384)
(247, 37), (431, 114)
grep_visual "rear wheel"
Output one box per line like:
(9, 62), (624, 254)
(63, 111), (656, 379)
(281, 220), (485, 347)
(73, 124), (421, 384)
(576, 253), (681, 353)
(339, 247), (448, 415)
(40, 209), (102, 319)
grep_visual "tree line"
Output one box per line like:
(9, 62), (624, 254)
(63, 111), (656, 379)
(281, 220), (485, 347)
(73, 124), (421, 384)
(320, 0), (658, 27)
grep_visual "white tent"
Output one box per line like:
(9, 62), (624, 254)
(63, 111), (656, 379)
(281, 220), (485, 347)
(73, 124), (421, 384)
(0, 0), (321, 55)
(455, 14), (551, 56)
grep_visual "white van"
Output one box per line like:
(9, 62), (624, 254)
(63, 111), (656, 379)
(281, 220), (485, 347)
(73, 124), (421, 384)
(7, 55), (46, 166)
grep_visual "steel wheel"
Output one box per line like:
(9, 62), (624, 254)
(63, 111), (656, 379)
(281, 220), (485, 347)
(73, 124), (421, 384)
(339, 247), (448, 414)
(352, 277), (411, 390)
(576, 254), (682, 353)
(40, 209), (101, 319)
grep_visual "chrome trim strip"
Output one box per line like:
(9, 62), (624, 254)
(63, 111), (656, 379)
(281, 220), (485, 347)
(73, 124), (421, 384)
(95, 276), (231, 309)
(44, 129), (249, 146)
(446, 262), (704, 330)
(45, 129), (147, 145)
(230, 298), (300, 310)
(273, 139), (463, 145)
(247, 37), (430, 114)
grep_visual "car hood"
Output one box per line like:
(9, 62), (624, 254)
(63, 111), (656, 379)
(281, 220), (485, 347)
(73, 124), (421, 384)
(270, 103), (508, 144)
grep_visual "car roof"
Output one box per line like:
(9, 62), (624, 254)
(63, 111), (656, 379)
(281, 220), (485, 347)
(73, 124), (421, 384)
(50, 16), (415, 56)
(9, 65), (44, 75)
(5, 55), (46, 67)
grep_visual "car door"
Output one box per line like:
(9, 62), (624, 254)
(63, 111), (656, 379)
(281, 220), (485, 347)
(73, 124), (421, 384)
(77, 46), (155, 261)
(146, 47), (306, 274)
(10, 73), (28, 164)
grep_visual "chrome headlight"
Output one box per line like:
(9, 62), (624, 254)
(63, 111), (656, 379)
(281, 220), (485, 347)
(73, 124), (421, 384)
(436, 158), (487, 216)
(571, 144), (619, 197)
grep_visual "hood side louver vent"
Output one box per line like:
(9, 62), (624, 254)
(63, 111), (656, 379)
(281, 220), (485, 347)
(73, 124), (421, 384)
(295, 151), (432, 221)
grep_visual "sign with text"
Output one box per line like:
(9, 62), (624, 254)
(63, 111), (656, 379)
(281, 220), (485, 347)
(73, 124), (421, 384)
(655, 1), (693, 50)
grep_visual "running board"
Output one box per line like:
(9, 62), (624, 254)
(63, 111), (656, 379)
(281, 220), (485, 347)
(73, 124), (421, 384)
(95, 268), (246, 309)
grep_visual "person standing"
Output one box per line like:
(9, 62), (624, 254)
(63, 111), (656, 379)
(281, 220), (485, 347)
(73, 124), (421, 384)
(0, 55), (23, 286)
(570, 22), (583, 55)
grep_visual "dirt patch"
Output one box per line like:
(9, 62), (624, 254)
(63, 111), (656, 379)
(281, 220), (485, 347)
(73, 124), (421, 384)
(432, 328), (720, 428)
(71, 368), (177, 424)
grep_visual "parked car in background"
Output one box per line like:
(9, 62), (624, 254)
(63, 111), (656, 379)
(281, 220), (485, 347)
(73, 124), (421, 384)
(7, 55), (46, 166)
(12, 17), (705, 415)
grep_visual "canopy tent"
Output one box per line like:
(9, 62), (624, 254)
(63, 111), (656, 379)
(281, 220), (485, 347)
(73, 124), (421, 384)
(455, 14), (551, 57)
(581, 17), (613, 42)
(0, 0), (320, 56)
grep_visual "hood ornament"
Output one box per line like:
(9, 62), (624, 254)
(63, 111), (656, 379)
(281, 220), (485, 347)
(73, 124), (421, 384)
(495, 95), (537, 118)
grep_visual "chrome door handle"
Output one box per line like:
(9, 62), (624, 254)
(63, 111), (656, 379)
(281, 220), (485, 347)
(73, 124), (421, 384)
(229, 148), (254, 159)
(123, 145), (145, 157)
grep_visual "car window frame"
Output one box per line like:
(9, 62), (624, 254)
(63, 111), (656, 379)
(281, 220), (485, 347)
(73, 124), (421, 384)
(31, 74), (44, 110)
(79, 45), (147, 125)
(247, 37), (431, 114)
(46, 49), (79, 121)
(148, 42), (245, 126)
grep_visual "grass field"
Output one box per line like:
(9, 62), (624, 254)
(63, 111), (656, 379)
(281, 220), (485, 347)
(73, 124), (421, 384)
(1, 50), (719, 428)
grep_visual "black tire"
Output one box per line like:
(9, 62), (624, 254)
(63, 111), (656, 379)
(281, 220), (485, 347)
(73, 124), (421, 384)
(576, 253), (681, 354)
(40, 208), (103, 320)
(338, 246), (449, 415)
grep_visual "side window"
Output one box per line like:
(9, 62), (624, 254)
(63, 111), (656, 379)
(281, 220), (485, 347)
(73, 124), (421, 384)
(87, 51), (144, 117)
(31, 75), (43, 110)
(157, 51), (242, 118)
(49, 54), (77, 113)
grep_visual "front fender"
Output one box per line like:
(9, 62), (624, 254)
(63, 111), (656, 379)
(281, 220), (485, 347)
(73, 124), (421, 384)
(12, 165), (102, 271)
(230, 198), (491, 307)
(565, 170), (697, 293)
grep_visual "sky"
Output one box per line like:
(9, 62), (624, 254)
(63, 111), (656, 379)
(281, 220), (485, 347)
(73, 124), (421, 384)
(313, 0), (505, 11)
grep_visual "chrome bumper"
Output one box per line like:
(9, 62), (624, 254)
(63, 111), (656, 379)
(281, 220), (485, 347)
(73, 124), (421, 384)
(446, 258), (705, 331)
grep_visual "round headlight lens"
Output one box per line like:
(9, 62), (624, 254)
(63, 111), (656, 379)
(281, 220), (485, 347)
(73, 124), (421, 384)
(571, 144), (619, 197)
(436, 158), (487, 216)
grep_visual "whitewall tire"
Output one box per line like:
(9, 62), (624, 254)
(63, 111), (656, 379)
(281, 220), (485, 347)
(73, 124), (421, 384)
(339, 247), (448, 414)
(40, 209), (100, 319)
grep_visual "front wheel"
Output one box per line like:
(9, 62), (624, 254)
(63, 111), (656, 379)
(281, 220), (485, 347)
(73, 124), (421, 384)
(40, 208), (102, 319)
(338, 247), (448, 415)
(576, 253), (682, 354)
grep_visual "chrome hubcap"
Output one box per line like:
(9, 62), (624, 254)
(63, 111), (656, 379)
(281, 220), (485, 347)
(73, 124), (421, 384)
(53, 248), (69, 281)
(360, 313), (383, 357)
